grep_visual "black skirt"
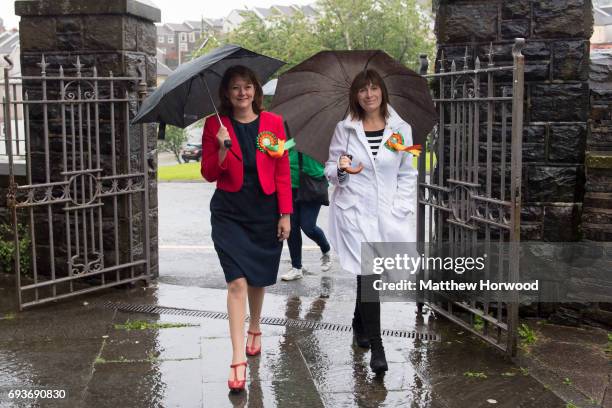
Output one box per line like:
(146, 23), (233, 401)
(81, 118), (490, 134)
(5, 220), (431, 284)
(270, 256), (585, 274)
(210, 117), (282, 287)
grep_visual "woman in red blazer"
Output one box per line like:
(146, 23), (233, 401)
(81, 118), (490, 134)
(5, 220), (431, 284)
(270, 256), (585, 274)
(201, 65), (292, 392)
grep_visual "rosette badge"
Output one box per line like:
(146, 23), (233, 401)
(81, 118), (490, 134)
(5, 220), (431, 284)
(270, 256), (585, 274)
(256, 131), (295, 158)
(385, 132), (422, 156)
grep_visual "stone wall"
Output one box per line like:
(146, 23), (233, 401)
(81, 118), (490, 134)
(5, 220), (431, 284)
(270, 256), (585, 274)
(582, 53), (612, 241)
(434, 0), (594, 241)
(15, 0), (160, 278)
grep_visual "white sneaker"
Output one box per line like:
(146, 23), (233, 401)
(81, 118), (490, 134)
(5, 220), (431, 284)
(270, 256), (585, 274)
(320, 252), (332, 272)
(281, 268), (303, 281)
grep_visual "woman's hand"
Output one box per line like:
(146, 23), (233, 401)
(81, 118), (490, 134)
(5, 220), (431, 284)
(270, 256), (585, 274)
(277, 215), (291, 241)
(338, 155), (352, 171)
(216, 125), (230, 164)
(216, 125), (230, 149)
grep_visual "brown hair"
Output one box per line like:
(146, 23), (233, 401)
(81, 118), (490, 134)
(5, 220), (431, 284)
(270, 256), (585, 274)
(218, 65), (264, 116)
(348, 69), (389, 121)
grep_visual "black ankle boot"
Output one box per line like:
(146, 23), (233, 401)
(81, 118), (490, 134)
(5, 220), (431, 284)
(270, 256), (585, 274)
(369, 340), (388, 374)
(359, 275), (388, 374)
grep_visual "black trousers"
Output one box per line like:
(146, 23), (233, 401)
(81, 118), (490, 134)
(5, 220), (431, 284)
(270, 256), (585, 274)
(355, 275), (382, 348)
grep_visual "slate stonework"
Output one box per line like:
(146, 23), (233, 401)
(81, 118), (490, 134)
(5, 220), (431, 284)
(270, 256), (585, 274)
(435, 0), (593, 242)
(15, 0), (160, 279)
(581, 53), (612, 241)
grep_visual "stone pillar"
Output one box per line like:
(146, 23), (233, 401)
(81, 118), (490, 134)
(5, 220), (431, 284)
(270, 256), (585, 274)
(434, 0), (594, 242)
(15, 0), (161, 277)
(582, 54), (612, 241)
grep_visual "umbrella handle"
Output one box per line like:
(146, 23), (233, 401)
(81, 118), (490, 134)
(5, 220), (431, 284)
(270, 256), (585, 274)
(345, 163), (364, 174)
(341, 154), (364, 174)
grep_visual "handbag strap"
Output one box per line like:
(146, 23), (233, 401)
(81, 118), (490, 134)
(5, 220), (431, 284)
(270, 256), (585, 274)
(298, 152), (303, 186)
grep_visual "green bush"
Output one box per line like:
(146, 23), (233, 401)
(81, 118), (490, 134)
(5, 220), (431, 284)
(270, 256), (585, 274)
(0, 223), (31, 274)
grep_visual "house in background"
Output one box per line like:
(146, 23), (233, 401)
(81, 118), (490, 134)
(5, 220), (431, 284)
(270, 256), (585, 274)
(156, 22), (205, 69)
(156, 4), (320, 68)
(592, 5), (612, 50)
(223, 9), (255, 33)
(226, 4), (317, 31)
(156, 47), (173, 85)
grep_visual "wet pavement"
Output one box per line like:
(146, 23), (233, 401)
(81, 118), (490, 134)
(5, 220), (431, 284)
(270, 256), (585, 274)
(0, 280), (569, 408)
(0, 182), (607, 407)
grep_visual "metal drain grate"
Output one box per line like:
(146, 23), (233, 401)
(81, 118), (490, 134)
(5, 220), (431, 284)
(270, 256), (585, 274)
(98, 301), (440, 341)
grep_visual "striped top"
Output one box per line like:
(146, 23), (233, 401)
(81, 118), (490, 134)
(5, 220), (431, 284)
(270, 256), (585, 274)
(364, 129), (385, 158)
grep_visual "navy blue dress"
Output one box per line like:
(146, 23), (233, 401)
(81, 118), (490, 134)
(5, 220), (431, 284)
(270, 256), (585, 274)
(210, 116), (282, 287)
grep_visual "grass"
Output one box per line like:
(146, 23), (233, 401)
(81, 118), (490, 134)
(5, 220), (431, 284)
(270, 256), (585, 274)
(158, 162), (202, 181)
(158, 152), (435, 182)
(463, 371), (487, 379)
(518, 323), (538, 346)
(114, 319), (198, 331)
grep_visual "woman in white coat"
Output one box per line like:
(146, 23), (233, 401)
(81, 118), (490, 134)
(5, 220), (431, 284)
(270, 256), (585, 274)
(325, 69), (418, 375)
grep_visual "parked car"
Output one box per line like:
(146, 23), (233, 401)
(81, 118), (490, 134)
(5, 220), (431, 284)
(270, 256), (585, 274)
(181, 143), (202, 163)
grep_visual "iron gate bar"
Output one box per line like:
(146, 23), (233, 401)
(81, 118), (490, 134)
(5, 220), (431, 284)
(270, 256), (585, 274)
(3, 54), (152, 310)
(416, 39), (525, 356)
(97, 301), (442, 342)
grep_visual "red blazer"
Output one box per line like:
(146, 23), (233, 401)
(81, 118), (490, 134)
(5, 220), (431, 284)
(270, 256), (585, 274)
(201, 111), (292, 214)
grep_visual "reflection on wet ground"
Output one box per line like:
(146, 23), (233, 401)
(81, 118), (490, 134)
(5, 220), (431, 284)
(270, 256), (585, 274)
(0, 274), (567, 408)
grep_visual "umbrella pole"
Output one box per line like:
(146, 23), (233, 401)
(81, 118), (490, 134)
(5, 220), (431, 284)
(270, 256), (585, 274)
(203, 74), (233, 151)
(203, 76), (222, 126)
(202, 74), (240, 160)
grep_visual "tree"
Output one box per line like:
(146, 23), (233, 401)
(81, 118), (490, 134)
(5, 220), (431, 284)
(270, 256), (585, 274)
(227, 12), (321, 74)
(189, 0), (435, 77)
(316, 0), (434, 69)
(159, 125), (188, 164)
(191, 34), (222, 59)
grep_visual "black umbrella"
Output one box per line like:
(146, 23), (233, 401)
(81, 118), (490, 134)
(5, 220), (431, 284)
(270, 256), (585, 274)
(132, 44), (285, 138)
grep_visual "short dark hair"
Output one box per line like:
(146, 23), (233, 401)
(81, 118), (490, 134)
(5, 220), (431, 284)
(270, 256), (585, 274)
(348, 69), (390, 121)
(218, 65), (264, 117)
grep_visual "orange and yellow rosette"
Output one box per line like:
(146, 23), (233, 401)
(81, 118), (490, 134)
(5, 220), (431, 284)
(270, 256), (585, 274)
(384, 132), (422, 156)
(256, 131), (295, 158)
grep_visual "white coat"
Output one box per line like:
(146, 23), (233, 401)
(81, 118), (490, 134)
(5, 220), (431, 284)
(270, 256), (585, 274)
(324, 105), (418, 275)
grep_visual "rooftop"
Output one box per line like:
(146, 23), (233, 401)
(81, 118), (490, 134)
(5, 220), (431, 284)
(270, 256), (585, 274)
(164, 22), (192, 32)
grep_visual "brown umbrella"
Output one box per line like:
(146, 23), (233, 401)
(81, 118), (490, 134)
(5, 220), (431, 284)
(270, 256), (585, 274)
(270, 50), (437, 164)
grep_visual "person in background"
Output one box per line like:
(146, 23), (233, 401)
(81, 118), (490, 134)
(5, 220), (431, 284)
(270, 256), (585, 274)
(281, 149), (332, 281)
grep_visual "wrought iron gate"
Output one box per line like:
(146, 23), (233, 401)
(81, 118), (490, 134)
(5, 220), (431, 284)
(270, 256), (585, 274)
(416, 39), (525, 356)
(2, 55), (152, 310)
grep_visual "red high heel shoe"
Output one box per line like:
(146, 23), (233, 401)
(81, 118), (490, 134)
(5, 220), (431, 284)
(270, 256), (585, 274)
(245, 330), (262, 356)
(228, 361), (247, 392)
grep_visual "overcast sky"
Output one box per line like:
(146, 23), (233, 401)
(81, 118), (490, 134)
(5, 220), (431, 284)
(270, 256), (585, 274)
(0, 0), (316, 30)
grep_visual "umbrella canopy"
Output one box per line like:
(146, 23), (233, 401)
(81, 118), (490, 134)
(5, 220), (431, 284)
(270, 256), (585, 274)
(132, 44), (285, 128)
(270, 50), (437, 163)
